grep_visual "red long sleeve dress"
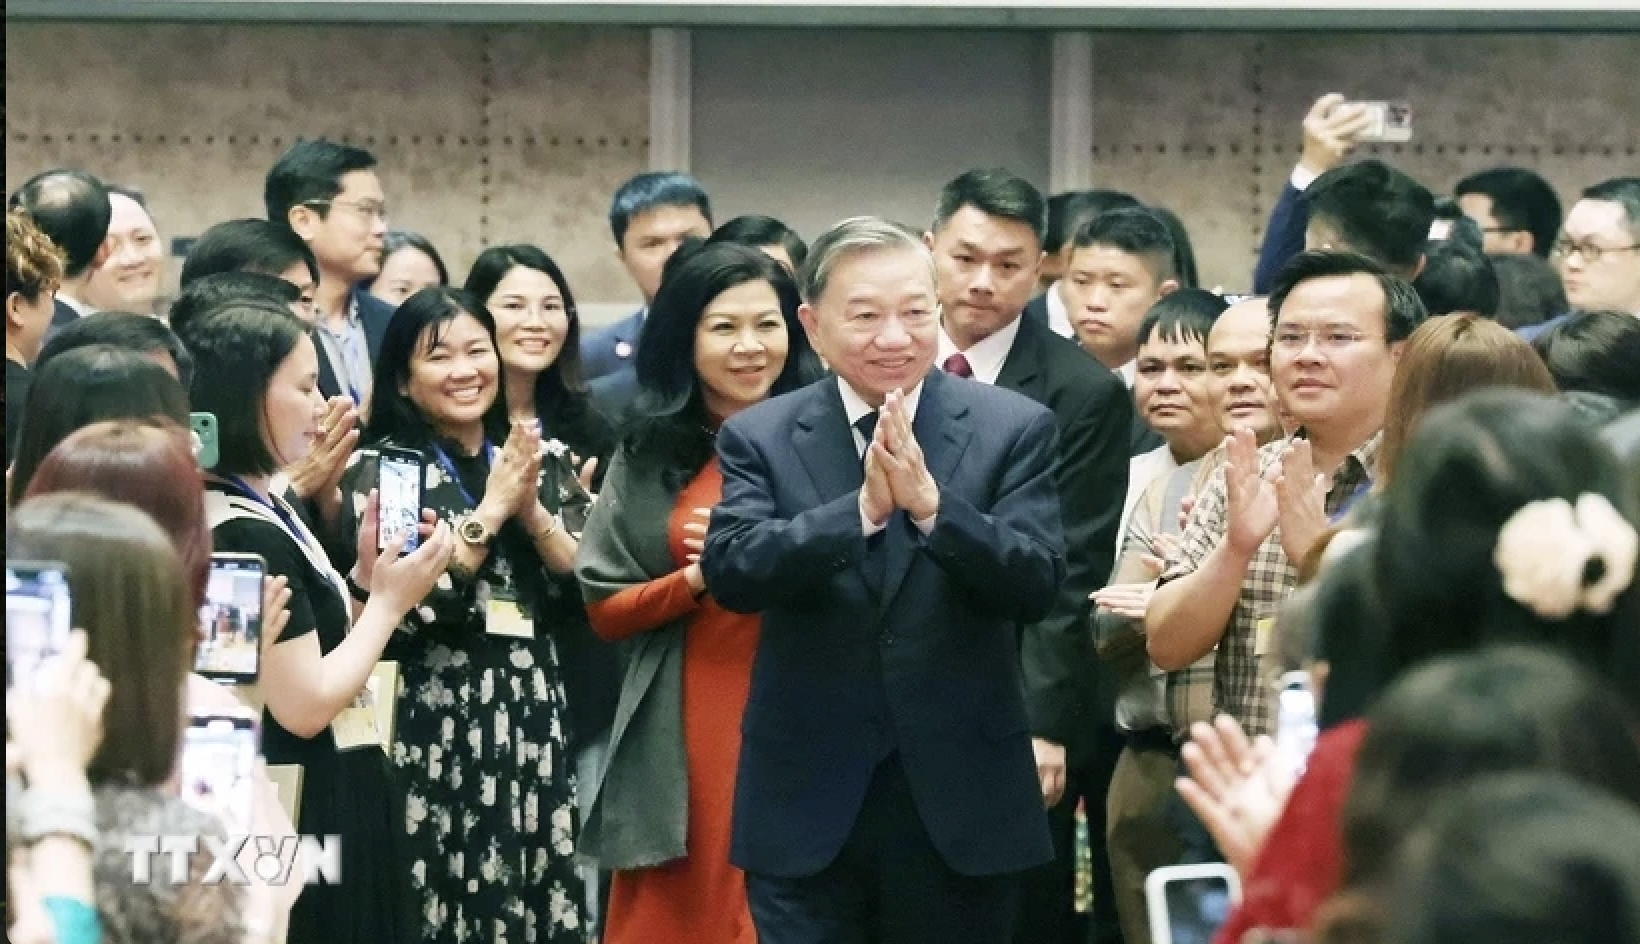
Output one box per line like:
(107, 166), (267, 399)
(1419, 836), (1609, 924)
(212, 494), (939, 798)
(585, 460), (760, 944)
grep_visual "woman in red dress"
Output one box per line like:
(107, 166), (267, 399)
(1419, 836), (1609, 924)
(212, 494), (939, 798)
(575, 240), (822, 944)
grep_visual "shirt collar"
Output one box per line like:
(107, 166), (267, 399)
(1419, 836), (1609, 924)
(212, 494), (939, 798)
(319, 293), (362, 331)
(58, 292), (95, 318)
(936, 314), (1023, 386)
(837, 375), (925, 429)
(1046, 281), (1074, 339)
(1339, 430), (1384, 490)
(1117, 360), (1137, 388)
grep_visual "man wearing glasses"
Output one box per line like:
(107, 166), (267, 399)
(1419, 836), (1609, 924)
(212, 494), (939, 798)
(1143, 251), (1424, 739)
(1556, 177), (1640, 317)
(264, 138), (394, 407)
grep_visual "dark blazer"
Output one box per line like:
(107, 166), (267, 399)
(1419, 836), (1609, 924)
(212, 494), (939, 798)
(1023, 291), (1051, 332)
(702, 369), (1065, 878)
(315, 332), (344, 401)
(580, 309), (644, 383)
(353, 286), (394, 363)
(996, 314), (1132, 757)
(1254, 182), (1310, 294)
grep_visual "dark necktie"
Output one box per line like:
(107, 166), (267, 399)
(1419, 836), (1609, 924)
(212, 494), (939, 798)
(853, 412), (879, 460)
(943, 352), (973, 378)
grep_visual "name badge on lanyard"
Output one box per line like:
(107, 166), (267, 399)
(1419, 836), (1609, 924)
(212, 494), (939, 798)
(479, 582), (535, 639)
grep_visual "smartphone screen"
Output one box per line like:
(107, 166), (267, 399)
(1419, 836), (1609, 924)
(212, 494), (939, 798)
(180, 716), (259, 825)
(1164, 874), (1235, 944)
(195, 554), (265, 683)
(377, 449), (424, 554)
(6, 561), (73, 690)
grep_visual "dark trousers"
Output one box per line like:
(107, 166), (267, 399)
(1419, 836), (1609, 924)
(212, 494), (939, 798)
(746, 754), (1022, 944)
(1013, 720), (1125, 944)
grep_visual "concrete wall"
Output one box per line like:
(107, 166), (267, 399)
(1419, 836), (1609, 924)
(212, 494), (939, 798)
(8, 23), (1638, 310)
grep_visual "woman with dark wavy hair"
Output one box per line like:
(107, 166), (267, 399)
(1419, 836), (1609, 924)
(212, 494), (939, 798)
(576, 241), (821, 944)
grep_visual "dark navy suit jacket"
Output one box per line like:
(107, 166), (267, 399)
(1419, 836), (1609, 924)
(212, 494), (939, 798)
(580, 309), (644, 383)
(701, 369), (1064, 878)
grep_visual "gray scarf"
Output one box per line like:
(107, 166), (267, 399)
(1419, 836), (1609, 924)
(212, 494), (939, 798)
(573, 447), (691, 869)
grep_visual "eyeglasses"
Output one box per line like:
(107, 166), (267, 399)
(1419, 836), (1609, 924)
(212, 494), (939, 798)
(1272, 327), (1382, 352)
(1551, 239), (1640, 264)
(303, 198), (389, 222)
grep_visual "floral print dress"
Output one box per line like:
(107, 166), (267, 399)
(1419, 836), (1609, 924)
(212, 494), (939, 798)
(342, 435), (592, 944)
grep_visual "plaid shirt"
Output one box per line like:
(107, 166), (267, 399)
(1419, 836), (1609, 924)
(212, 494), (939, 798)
(1160, 432), (1381, 737)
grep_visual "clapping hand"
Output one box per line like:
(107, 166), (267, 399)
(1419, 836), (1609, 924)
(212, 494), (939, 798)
(1175, 715), (1298, 878)
(1274, 437), (1330, 567)
(284, 397), (360, 512)
(1224, 428), (1280, 558)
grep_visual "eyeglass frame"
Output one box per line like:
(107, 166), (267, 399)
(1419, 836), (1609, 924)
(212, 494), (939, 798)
(1551, 238), (1640, 264)
(1270, 325), (1385, 353)
(301, 198), (389, 222)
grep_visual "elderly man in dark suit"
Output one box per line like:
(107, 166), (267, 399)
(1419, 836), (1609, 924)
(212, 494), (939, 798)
(702, 216), (1065, 944)
(927, 169), (1133, 944)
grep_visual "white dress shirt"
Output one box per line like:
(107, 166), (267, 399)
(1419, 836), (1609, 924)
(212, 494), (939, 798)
(1046, 280), (1074, 340)
(1116, 360), (1136, 388)
(935, 315), (1022, 387)
(837, 376), (935, 536)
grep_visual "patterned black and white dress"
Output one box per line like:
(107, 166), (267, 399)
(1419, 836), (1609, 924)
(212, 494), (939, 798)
(342, 434), (591, 944)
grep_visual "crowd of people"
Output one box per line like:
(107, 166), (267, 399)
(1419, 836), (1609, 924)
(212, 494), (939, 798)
(5, 90), (1640, 944)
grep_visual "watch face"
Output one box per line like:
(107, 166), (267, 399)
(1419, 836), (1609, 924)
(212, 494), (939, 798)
(459, 518), (488, 544)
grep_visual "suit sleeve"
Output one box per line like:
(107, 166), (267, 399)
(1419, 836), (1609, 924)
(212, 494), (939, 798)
(1253, 182), (1310, 294)
(1020, 379), (1132, 744)
(700, 418), (874, 614)
(920, 408), (1067, 624)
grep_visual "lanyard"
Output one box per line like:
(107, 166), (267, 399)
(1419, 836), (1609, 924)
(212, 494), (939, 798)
(221, 476), (312, 551)
(428, 440), (495, 510)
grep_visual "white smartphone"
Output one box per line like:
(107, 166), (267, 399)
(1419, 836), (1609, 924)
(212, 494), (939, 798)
(1147, 863), (1242, 944)
(6, 561), (73, 691)
(180, 715), (259, 826)
(1350, 100), (1413, 143)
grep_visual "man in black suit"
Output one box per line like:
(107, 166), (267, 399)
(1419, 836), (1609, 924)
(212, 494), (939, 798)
(927, 169), (1132, 944)
(582, 171), (713, 420)
(265, 139), (395, 409)
(702, 216), (1065, 944)
(9, 169), (113, 336)
(177, 220), (344, 399)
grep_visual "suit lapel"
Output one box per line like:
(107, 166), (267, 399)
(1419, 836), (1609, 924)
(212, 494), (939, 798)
(879, 371), (973, 613)
(791, 381), (864, 505)
(994, 314), (1046, 402)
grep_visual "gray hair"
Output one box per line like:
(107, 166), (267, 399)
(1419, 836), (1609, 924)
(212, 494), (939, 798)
(797, 216), (935, 304)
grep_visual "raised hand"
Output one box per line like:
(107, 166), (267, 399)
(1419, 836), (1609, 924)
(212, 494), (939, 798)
(1174, 715), (1297, 878)
(1224, 428), (1280, 557)
(1299, 93), (1373, 176)
(1274, 437), (1330, 566)
(1091, 580), (1161, 621)
(861, 421), (896, 528)
(482, 421), (544, 525)
(284, 397), (360, 506)
(575, 455), (600, 502)
(874, 389), (940, 521)
(370, 521), (457, 617)
(7, 630), (111, 788)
